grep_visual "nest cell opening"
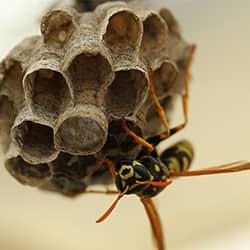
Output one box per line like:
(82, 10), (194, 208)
(2, 61), (24, 107)
(154, 61), (178, 95)
(0, 96), (15, 151)
(106, 69), (148, 116)
(52, 153), (97, 179)
(159, 8), (180, 36)
(6, 156), (50, 185)
(13, 121), (56, 161)
(68, 53), (112, 102)
(51, 173), (86, 195)
(141, 13), (168, 52)
(103, 11), (142, 51)
(55, 115), (107, 155)
(42, 10), (74, 44)
(25, 69), (71, 116)
(103, 120), (142, 153)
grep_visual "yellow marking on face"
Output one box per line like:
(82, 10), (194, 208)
(154, 164), (161, 172)
(168, 157), (181, 173)
(119, 165), (134, 180)
(132, 160), (143, 166)
(135, 172), (142, 179)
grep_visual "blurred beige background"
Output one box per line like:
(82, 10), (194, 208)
(1, 0), (250, 250)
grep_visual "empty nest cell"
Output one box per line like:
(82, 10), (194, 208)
(105, 68), (148, 116)
(67, 52), (113, 104)
(24, 67), (71, 117)
(5, 155), (50, 186)
(54, 105), (108, 155)
(0, 60), (24, 109)
(11, 119), (58, 164)
(102, 119), (143, 158)
(159, 8), (180, 37)
(103, 10), (142, 51)
(140, 12), (168, 52)
(153, 60), (178, 96)
(0, 95), (15, 151)
(50, 153), (97, 194)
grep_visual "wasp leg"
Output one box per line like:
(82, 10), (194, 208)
(149, 44), (196, 142)
(169, 161), (250, 178)
(85, 189), (118, 195)
(121, 117), (154, 152)
(141, 198), (165, 250)
(168, 44), (196, 137)
(148, 68), (170, 139)
(98, 157), (116, 182)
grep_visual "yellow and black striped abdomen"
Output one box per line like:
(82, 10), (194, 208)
(160, 140), (194, 173)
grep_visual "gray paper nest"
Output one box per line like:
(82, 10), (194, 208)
(0, 1), (192, 195)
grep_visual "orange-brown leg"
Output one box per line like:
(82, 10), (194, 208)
(148, 68), (171, 139)
(85, 189), (118, 195)
(141, 198), (165, 250)
(98, 157), (116, 182)
(121, 117), (154, 152)
(121, 45), (196, 151)
(169, 44), (196, 137)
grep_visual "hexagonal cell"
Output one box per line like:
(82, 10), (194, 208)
(41, 7), (77, 46)
(11, 109), (59, 164)
(23, 63), (72, 118)
(154, 60), (178, 97)
(102, 10), (142, 52)
(106, 68), (148, 117)
(0, 60), (24, 109)
(144, 96), (173, 136)
(0, 95), (15, 152)
(52, 152), (98, 179)
(140, 12), (168, 52)
(49, 153), (98, 194)
(67, 52), (113, 104)
(5, 155), (50, 186)
(159, 8), (180, 37)
(102, 119), (143, 159)
(54, 105), (108, 155)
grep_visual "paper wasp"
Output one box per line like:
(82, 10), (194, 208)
(85, 45), (250, 250)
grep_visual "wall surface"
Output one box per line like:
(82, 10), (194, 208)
(0, 0), (250, 250)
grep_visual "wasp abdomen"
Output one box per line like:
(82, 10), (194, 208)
(160, 140), (194, 173)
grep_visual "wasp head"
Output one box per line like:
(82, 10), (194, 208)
(114, 159), (151, 195)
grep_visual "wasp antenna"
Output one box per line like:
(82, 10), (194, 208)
(169, 161), (250, 178)
(96, 186), (129, 223)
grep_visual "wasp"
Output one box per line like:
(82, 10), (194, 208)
(85, 45), (250, 250)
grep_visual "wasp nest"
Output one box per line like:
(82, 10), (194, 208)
(0, 1), (193, 195)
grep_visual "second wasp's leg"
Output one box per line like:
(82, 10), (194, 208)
(169, 44), (196, 136)
(141, 198), (165, 250)
(85, 189), (118, 195)
(150, 44), (196, 141)
(148, 68), (170, 139)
